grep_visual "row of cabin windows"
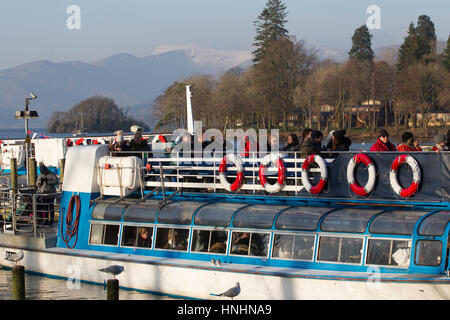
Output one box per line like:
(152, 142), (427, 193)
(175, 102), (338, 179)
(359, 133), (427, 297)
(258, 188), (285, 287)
(88, 223), (443, 267)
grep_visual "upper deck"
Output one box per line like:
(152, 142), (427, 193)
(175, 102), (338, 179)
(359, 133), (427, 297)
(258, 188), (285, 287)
(102, 148), (450, 209)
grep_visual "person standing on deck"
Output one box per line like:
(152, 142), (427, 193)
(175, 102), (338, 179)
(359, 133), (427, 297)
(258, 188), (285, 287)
(300, 130), (323, 158)
(370, 129), (396, 152)
(36, 163), (59, 225)
(127, 125), (150, 158)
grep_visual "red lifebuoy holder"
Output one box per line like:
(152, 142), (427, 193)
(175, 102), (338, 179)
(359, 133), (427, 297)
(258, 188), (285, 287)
(389, 155), (421, 198)
(347, 153), (376, 196)
(301, 154), (328, 194)
(218, 153), (244, 192)
(259, 153), (286, 193)
(152, 135), (167, 144)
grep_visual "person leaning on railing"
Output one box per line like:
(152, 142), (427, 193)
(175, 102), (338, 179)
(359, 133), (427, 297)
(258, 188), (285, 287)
(397, 132), (422, 151)
(36, 163), (59, 225)
(370, 129), (396, 152)
(127, 125), (151, 159)
(432, 133), (449, 153)
(300, 130), (323, 158)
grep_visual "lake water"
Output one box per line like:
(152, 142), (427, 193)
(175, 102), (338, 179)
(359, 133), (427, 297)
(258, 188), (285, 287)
(0, 267), (177, 300)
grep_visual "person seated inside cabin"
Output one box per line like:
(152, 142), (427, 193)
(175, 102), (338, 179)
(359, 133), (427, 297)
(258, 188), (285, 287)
(137, 227), (152, 248)
(209, 241), (227, 254)
(293, 236), (315, 260)
(300, 130), (323, 158)
(397, 132), (422, 151)
(273, 235), (294, 258)
(127, 125), (150, 157)
(325, 129), (352, 157)
(280, 133), (300, 153)
(392, 244), (411, 267)
(370, 129), (396, 152)
(163, 228), (188, 250)
(432, 133), (449, 153)
(231, 232), (250, 255)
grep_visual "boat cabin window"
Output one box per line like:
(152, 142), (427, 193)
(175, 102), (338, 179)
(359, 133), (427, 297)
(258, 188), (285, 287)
(157, 201), (205, 225)
(418, 211), (450, 236)
(317, 236), (363, 264)
(194, 203), (247, 227)
(233, 205), (288, 229)
(191, 229), (228, 254)
(89, 223), (120, 246)
(155, 227), (189, 251)
(414, 240), (442, 266)
(275, 207), (331, 231)
(366, 239), (411, 267)
(230, 231), (270, 257)
(369, 211), (429, 235)
(91, 203), (125, 221)
(272, 233), (315, 260)
(320, 209), (383, 233)
(123, 200), (160, 223)
(121, 225), (153, 248)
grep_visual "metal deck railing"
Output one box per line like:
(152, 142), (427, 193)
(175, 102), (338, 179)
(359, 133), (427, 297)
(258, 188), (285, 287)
(0, 186), (61, 238)
(100, 150), (335, 197)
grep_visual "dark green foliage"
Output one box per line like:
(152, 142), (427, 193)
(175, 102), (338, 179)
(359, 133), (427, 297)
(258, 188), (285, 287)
(252, 0), (289, 63)
(348, 25), (374, 64)
(47, 96), (149, 133)
(443, 35), (450, 72)
(416, 15), (437, 58)
(398, 23), (420, 71)
(398, 15), (437, 71)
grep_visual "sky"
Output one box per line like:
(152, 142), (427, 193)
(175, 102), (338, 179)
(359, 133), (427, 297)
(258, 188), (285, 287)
(0, 0), (448, 70)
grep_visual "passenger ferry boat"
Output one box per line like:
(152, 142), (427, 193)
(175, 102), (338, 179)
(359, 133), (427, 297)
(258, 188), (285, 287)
(0, 87), (449, 300)
(0, 142), (449, 299)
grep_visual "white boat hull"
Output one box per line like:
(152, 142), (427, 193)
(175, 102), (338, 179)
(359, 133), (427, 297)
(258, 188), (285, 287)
(1, 246), (449, 300)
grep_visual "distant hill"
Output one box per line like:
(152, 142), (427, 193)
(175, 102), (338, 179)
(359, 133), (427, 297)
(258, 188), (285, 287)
(1, 41), (446, 129)
(0, 49), (250, 129)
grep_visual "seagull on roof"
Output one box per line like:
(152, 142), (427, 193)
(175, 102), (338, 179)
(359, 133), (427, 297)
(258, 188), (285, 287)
(210, 282), (240, 300)
(4, 250), (24, 266)
(98, 265), (124, 279)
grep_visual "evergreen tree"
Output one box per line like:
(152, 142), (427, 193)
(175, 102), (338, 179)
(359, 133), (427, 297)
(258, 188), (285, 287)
(397, 23), (420, 71)
(348, 25), (374, 64)
(416, 15), (437, 58)
(252, 0), (289, 63)
(443, 35), (450, 72)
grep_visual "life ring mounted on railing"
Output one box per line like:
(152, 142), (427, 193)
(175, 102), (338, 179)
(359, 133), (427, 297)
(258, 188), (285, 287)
(347, 153), (376, 196)
(259, 153), (286, 194)
(301, 154), (328, 194)
(152, 135), (167, 144)
(389, 155), (421, 198)
(218, 153), (244, 192)
(60, 194), (81, 249)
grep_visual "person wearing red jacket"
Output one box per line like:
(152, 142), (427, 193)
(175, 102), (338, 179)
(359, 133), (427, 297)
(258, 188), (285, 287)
(397, 132), (422, 151)
(370, 129), (396, 152)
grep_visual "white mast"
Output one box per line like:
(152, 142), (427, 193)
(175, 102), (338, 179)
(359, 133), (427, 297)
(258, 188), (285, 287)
(186, 85), (194, 135)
